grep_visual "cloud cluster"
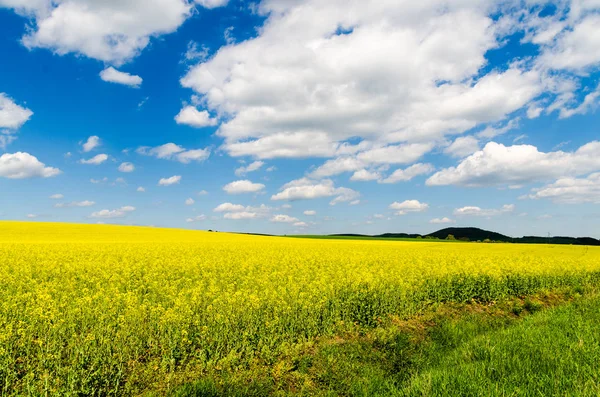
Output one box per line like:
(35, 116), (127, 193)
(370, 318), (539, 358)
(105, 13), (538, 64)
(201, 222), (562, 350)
(271, 178), (359, 205)
(454, 204), (514, 217)
(223, 180), (265, 194)
(136, 143), (210, 164)
(80, 154), (108, 165)
(527, 173), (600, 204)
(0, 152), (60, 179)
(214, 202), (271, 220)
(90, 206), (135, 219)
(158, 175), (181, 186)
(389, 200), (429, 215)
(1, 0), (229, 65)
(235, 161), (264, 176)
(428, 141), (600, 187)
(99, 67), (142, 88)
(0, 93), (33, 148)
(54, 200), (95, 208)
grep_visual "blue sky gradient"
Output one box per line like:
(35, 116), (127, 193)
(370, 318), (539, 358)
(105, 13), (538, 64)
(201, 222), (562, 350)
(1, 0), (599, 237)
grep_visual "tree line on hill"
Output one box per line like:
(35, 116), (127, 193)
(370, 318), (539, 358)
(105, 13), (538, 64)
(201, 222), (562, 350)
(332, 227), (600, 246)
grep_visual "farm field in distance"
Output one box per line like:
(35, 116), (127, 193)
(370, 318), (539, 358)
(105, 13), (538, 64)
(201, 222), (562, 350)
(2, 221), (600, 395)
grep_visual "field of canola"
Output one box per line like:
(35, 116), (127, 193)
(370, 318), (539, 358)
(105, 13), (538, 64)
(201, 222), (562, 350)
(1, 221), (600, 395)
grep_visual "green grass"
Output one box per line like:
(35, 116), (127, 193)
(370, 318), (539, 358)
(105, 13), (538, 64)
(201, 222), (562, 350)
(170, 287), (600, 396)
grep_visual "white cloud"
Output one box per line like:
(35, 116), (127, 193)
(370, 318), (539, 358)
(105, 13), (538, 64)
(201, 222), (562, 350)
(430, 217), (455, 224)
(136, 143), (210, 164)
(0, 93), (33, 135)
(49, 193), (63, 199)
(303, 210), (316, 216)
(158, 175), (181, 186)
(427, 141), (600, 187)
(235, 160), (264, 176)
(454, 204), (514, 217)
(90, 177), (108, 184)
(80, 154), (108, 165)
(99, 67), (142, 88)
(557, 84), (600, 119)
(350, 169), (380, 182)
(444, 136), (480, 158)
(349, 199), (360, 206)
(175, 106), (217, 128)
(81, 135), (100, 152)
(137, 186), (145, 192)
(90, 206), (135, 219)
(389, 200), (429, 215)
(26, 214), (37, 219)
(270, 214), (299, 223)
(0, 152), (61, 179)
(214, 203), (246, 212)
(224, 211), (258, 220)
(381, 163), (434, 184)
(198, 189), (208, 195)
(476, 118), (520, 139)
(180, 1), (547, 160)
(194, 0), (228, 9)
(183, 40), (209, 62)
(186, 214), (207, 222)
(54, 200), (95, 208)
(118, 162), (135, 172)
(536, 14), (600, 72)
(271, 178), (359, 205)
(281, 204), (292, 209)
(1, 0), (227, 65)
(527, 173), (600, 204)
(185, 198), (195, 205)
(294, 221), (308, 227)
(223, 180), (265, 194)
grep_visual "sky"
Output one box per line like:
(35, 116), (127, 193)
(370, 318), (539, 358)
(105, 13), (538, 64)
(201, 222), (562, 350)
(0, 0), (599, 238)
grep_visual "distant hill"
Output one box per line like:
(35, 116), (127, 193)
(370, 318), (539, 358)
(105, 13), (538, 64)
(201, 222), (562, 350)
(331, 227), (600, 246)
(426, 227), (510, 242)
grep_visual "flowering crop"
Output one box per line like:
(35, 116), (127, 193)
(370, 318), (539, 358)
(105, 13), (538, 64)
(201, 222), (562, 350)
(1, 221), (599, 394)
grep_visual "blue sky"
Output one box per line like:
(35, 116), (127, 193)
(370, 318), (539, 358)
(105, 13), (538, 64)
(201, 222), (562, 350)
(1, 0), (599, 237)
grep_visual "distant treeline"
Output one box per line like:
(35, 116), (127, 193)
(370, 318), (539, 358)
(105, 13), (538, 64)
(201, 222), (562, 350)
(331, 227), (600, 246)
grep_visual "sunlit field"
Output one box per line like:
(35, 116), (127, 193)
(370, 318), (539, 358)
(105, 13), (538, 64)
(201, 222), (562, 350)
(2, 221), (600, 395)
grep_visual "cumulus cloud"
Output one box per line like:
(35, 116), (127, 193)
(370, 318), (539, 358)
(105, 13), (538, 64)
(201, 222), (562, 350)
(81, 135), (100, 152)
(350, 169), (380, 182)
(271, 178), (359, 205)
(194, 0), (228, 9)
(80, 154), (108, 165)
(175, 106), (218, 128)
(158, 175), (181, 186)
(90, 206), (135, 219)
(118, 162), (135, 172)
(526, 173), (600, 204)
(0, 152), (61, 179)
(303, 210), (316, 216)
(223, 180), (265, 194)
(0, 93), (33, 144)
(444, 136), (480, 158)
(214, 202), (246, 212)
(137, 186), (145, 192)
(99, 67), (142, 88)
(454, 204), (515, 217)
(381, 163), (435, 184)
(1, 0), (228, 65)
(224, 211), (258, 220)
(389, 200), (429, 215)
(54, 200), (95, 208)
(0, 93), (32, 129)
(429, 217), (455, 224)
(49, 193), (63, 199)
(185, 198), (195, 205)
(270, 214), (299, 223)
(427, 141), (600, 187)
(235, 161), (264, 176)
(180, 1), (551, 160)
(136, 143), (210, 164)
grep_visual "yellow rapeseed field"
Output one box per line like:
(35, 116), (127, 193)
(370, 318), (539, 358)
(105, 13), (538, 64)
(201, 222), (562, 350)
(1, 221), (599, 394)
